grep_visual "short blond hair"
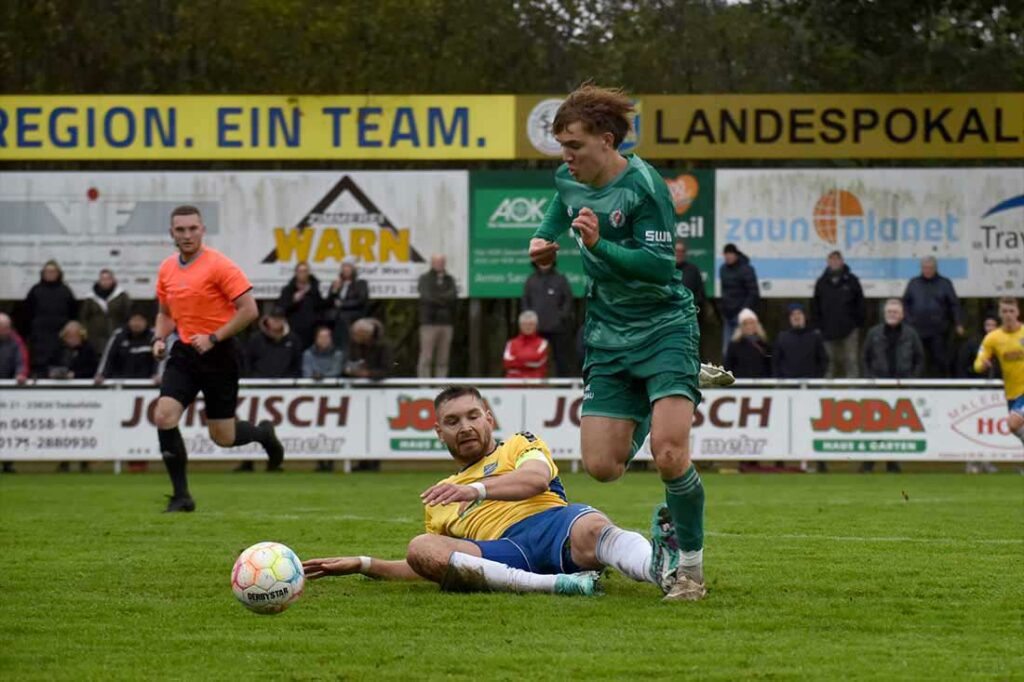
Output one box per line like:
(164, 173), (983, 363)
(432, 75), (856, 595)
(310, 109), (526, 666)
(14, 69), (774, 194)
(60, 320), (86, 341)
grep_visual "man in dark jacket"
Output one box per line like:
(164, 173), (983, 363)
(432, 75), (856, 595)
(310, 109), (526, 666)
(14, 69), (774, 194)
(522, 259), (574, 377)
(326, 258), (370, 352)
(718, 243), (759, 355)
(96, 313), (157, 381)
(80, 269), (131, 357)
(245, 311), (302, 378)
(417, 254), (457, 378)
(863, 299), (925, 380)
(902, 257), (963, 377)
(811, 251), (865, 378)
(861, 298), (924, 474)
(24, 260), (77, 377)
(277, 262), (325, 349)
(773, 304), (827, 379)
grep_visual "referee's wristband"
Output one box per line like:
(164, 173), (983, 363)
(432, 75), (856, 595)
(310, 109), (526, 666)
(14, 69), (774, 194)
(469, 482), (487, 500)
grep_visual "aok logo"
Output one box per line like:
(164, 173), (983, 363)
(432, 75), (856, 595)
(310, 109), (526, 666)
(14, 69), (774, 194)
(487, 196), (548, 229)
(389, 396), (499, 431)
(724, 188), (958, 251)
(811, 398), (924, 433)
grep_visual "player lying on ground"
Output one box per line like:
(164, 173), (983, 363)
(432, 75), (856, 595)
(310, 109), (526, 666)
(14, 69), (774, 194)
(302, 385), (686, 598)
(975, 297), (1024, 448)
(527, 85), (726, 600)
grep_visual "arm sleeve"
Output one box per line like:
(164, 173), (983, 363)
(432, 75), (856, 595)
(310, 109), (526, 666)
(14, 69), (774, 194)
(851, 277), (866, 326)
(910, 332), (926, 377)
(218, 256), (253, 300)
(97, 330), (120, 376)
(973, 334), (995, 374)
(301, 350), (315, 378)
(771, 339), (784, 378)
(14, 334), (28, 378)
(521, 338), (549, 368)
(861, 332), (874, 378)
(589, 196), (675, 285)
(502, 340), (519, 372)
(947, 280), (963, 326)
(742, 266), (760, 310)
(532, 192), (571, 242)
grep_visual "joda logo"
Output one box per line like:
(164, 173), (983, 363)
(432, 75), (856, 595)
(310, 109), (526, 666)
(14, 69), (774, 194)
(811, 398), (924, 433)
(389, 396), (500, 431)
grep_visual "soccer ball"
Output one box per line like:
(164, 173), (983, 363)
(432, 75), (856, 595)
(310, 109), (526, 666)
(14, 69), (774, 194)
(231, 541), (304, 614)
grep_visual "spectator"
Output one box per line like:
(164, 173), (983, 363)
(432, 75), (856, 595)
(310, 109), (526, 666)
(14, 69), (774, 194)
(0, 312), (29, 384)
(0, 312), (29, 474)
(80, 268), (131, 356)
(49, 320), (98, 379)
(861, 298), (925, 473)
(902, 256), (964, 377)
(302, 326), (344, 380)
(724, 308), (771, 379)
(503, 311), (550, 379)
(811, 251), (865, 378)
(50, 321), (98, 474)
(417, 254), (457, 378)
(522, 258), (574, 377)
(245, 310), (302, 378)
(24, 260), (77, 377)
(302, 326), (344, 473)
(773, 303), (827, 379)
(675, 240), (707, 317)
(277, 262), (325, 349)
(95, 312), (157, 381)
(718, 243), (760, 355)
(345, 318), (392, 380)
(956, 312), (1001, 380)
(325, 258), (369, 352)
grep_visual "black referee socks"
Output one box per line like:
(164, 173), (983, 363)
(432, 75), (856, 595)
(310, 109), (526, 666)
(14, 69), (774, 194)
(158, 427), (190, 498)
(231, 420), (266, 448)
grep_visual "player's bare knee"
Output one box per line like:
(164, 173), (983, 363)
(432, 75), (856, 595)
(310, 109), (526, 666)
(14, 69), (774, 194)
(569, 514), (611, 567)
(651, 436), (691, 478)
(584, 458), (625, 482)
(1009, 412), (1024, 433)
(153, 401), (181, 430)
(406, 535), (445, 581)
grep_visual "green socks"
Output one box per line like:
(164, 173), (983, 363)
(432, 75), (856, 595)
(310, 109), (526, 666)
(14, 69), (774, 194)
(663, 464), (705, 553)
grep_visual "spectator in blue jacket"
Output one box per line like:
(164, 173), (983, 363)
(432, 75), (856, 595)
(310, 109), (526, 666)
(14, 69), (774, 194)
(718, 243), (760, 356)
(902, 257), (963, 377)
(302, 326), (344, 380)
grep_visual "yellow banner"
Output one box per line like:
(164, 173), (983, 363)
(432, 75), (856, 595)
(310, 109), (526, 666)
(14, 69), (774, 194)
(640, 94), (1024, 159)
(0, 95), (516, 160)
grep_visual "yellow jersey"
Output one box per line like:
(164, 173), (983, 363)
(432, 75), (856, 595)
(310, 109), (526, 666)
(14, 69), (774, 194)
(975, 326), (1024, 399)
(424, 433), (567, 541)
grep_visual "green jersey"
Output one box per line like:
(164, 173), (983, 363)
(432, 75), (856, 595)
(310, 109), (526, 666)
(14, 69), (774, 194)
(533, 154), (695, 351)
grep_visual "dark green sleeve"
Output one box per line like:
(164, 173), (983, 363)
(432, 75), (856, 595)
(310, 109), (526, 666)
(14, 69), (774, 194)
(589, 195), (675, 285)
(532, 192), (570, 241)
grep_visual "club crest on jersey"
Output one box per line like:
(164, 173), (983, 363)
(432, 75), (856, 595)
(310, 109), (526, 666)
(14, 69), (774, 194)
(610, 209), (625, 228)
(566, 205), (574, 218)
(483, 462), (498, 476)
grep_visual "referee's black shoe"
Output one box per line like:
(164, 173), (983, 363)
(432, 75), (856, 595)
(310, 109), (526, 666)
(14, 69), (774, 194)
(164, 495), (196, 513)
(260, 420), (285, 471)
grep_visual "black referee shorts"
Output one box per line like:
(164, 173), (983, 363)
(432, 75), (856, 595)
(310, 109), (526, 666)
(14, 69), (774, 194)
(159, 339), (242, 420)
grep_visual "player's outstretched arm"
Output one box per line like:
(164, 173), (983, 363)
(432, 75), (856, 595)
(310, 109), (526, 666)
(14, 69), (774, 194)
(302, 555), (423, 581)
(421, 459), (552, 506)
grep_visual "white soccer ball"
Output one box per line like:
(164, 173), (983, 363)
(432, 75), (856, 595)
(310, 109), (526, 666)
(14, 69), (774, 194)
(231, 541), (304, 614)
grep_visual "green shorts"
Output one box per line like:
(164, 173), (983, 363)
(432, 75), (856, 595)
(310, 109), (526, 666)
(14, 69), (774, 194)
(581, 320), (702, 423)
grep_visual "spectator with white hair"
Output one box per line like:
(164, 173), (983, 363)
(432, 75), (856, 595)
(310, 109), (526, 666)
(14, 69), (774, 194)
(724, 308), (771, 379)
(902, 256), (963, 377)
(417, 254), (457, 377)
(503, 310), (550, 379)
(345, 318), (392, 380)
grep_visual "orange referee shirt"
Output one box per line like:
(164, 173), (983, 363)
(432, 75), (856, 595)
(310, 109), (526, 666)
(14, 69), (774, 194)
(156, 247), (252, 344)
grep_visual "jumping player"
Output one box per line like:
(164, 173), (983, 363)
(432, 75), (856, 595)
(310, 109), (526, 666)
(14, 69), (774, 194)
(302, 385), (682, 597)
(153, 205), (284, 512)
(528, 85), (717, 600)
(975, 297), (1024, 449)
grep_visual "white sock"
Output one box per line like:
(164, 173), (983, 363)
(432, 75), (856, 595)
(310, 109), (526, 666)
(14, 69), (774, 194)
(681, 548), (703, 567)
(448, 552), (557, 593)
(595, 525), (654, 583)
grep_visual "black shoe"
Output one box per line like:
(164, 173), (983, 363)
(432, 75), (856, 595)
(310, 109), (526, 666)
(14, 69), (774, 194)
(816, 461), (829, 474)
(259, 420), (284, 471)
(1, 463), (15, 474)
(233, 461), (255, 472)
(57, 462), (70, 473)
(79, 462), (91, 473)
(164, 495), (196, 513)
(886, 462), (902, 474)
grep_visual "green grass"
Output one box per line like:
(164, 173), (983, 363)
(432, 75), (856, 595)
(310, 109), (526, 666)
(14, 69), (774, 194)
(1, 471), (1021, 681)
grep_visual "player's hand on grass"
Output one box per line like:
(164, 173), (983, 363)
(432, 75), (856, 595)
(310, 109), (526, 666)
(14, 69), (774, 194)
(529, 238), (559, 267)
(302, 556), (362, 579)
(153, 338), (167, 360)
(572, 207), (600, 249)
(420, 482), (481, 506)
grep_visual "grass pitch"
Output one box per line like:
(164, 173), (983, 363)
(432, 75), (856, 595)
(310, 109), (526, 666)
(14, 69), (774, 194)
(1, 470), (1021, 680)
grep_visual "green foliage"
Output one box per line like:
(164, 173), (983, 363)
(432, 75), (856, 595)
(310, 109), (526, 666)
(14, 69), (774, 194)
(1, 471), (1022, 679)
(2, 0), (1020, 93)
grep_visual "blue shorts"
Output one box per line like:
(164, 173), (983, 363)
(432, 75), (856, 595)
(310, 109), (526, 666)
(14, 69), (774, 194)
(468, 504), (600, 575)
(1008, 395), (1024, 417)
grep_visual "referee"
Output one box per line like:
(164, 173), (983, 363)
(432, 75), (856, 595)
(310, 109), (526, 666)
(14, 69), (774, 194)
(153, 205), (284, 512)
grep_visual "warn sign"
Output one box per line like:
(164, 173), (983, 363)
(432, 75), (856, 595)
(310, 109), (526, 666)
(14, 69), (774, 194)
(811, 398), (924, 433)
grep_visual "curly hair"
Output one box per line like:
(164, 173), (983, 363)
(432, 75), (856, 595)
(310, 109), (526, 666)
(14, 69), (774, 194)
(552, 84), (634, 148)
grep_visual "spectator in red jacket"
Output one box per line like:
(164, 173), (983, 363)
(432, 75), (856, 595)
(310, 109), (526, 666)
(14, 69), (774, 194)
(503, 310), (549, 379)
